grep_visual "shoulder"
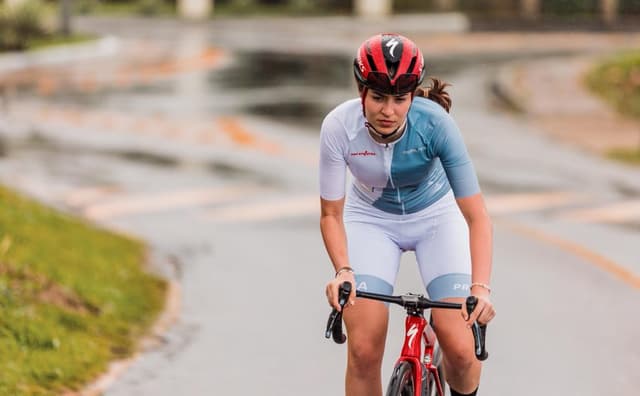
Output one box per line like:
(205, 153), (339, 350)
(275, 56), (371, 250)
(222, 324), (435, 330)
(408, 96), (451, 128)
(321, 98), (364, 140)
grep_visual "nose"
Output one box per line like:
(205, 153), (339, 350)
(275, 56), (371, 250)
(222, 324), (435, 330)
(380, 98), (394, 117)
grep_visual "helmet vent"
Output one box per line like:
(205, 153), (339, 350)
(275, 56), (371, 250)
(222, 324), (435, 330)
(407, 56), (417, 77)
(366, 54), (378, 72)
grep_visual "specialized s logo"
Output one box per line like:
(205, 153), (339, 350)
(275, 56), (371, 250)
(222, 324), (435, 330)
(386, 38), (400, 59)
(407, 323), (419, 349)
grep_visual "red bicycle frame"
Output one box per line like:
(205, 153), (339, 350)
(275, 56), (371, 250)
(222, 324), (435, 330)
(396, 314), (444, 396)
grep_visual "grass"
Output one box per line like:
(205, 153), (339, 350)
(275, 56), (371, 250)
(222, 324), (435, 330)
(607, 147), (640, 165)
(586, 50), (640, 119)
(586, 50), (640, 166)
(26, 33), (97, 51)
(0, 185), (166, 395)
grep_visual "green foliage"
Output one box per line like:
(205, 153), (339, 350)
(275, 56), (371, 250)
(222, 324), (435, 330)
(607, 147), (640, 164)
(586, 50), (640, 119)
(0, 0), (49, 51)
(0, 186), (166, 394)
(136, 0), (166, 16)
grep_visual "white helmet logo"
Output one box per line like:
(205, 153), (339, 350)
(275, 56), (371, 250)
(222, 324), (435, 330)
(386, 38), (399, 58)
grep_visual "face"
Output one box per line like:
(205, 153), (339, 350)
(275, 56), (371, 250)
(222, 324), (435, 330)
(363, 90), (412, 133)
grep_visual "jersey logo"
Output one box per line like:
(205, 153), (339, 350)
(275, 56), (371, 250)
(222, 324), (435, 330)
(386, 38), (400, 59)
(350, 150), (376, 156)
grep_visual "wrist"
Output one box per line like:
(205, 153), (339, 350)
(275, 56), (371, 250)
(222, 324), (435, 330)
(470, 282), (491, 294)
(335, 266), (354, 278)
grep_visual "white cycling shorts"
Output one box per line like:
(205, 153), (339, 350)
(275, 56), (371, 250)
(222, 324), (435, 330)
(344, 190), (471, 301)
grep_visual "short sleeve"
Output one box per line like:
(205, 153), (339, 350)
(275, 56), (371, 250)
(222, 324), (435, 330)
(319, 113), (348, 200)
(433, 115), (480, 198)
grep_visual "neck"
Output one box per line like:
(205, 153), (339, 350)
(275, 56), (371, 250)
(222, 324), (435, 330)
(365, 119), (407, 144)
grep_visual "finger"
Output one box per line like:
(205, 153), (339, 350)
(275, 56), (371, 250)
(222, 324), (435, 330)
(327, 285), (340, 311)
(461, 304), (469, 321)
(466, 302), (485, 325)
(478, 307), (496, 325)
(349, 284), (356, 306)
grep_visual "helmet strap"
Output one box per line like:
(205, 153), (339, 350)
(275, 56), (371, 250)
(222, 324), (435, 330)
(365, 118), (406, 145)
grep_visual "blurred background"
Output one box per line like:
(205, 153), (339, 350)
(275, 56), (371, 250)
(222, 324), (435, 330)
(0, 0), (639, 395)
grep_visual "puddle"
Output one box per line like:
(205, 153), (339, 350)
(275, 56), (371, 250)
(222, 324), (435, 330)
(112, 150), (178, 167)
(247, 100), (331, 129)
(213, 51), (352, 89)
(208, 160), (278, 186)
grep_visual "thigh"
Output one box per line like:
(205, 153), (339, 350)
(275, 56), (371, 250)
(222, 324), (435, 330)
(343, 298), (389, 359)
(345, 220), (402, 294)
(430, 297), (475, 361)
(414, 208), (471, 301)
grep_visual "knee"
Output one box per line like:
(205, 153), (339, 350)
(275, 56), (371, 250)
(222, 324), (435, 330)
(348, 340), (384, 377)
(444, 345), (475, 373)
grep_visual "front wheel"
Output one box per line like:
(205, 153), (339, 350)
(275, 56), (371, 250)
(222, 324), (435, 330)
(386, 361), (415, 396)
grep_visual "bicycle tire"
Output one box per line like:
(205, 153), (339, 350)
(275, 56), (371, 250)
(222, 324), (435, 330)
(386, 361), (415, 396)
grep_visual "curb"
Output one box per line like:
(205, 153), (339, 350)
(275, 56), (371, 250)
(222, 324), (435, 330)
(78, 272), (181, 396)
(489, 61), (527, 113)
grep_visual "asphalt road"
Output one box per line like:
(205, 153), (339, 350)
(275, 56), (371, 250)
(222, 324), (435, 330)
(0, 15), (638, 395)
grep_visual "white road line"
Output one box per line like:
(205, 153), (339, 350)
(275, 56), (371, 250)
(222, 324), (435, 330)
(205, 194), (318, 223)
(84, 185), (267, 221)
(485, 191), (580, 215)
(64, 185), (121, 207)
(559, 200), (640, 223)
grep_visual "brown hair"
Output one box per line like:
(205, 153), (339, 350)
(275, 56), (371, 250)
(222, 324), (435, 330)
(415, 77), (452, 113)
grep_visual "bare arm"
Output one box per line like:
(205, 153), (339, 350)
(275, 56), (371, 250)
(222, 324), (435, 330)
(456, 192), (495, 324)
(320, 197), (355, 310)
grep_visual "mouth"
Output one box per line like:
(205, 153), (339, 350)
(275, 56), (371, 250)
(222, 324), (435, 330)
(378, 120), (395, 128)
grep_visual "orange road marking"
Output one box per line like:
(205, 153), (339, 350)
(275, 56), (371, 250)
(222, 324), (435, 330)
(217, 116), (282, 154)
(37, 77), (57, 96)
(560, 200), (640, 223)
(498, 219), (640, 290)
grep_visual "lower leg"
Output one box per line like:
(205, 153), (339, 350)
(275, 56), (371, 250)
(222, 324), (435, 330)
(443, 353), (481, 394)
(431, 298), (482, 395)
(345, 356), (383, 396)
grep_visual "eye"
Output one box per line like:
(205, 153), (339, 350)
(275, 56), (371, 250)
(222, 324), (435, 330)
(394, 95), (409, 104)
(371, 94), (384, 102)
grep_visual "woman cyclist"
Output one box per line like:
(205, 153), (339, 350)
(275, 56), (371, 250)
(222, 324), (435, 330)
(320, 33), (496, 396)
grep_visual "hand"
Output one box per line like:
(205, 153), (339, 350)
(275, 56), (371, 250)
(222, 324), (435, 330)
(325, 272), (356, 312)
(463, 290), (496, 326)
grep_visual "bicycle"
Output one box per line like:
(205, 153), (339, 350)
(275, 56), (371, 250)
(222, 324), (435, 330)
(325, 282), (488, 396)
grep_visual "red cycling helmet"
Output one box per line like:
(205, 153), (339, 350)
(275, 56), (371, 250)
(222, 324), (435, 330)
(353, 33), (425, 96)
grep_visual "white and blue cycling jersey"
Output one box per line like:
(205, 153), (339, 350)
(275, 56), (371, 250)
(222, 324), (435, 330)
(319, 96), (480, 301)
(319, 96), (479, 211)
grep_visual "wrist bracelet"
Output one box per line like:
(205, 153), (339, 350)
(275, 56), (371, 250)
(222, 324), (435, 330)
(470, 282), (491, 293)
(335, 266), (354, 277)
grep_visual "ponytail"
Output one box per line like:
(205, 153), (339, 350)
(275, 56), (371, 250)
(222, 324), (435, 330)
(415, 77), (452, 113)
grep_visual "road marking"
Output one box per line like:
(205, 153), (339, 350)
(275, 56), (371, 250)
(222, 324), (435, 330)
(485, 191), (580, 215)
(217, 116), (282, 154)
(64, 185), (121, 207)
(83, 185), (267, 221)
(205, 194), (318, 223)
(559, 200), (640, 223)
(498, 219), (640, 290)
